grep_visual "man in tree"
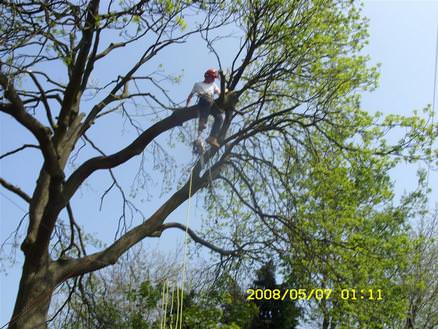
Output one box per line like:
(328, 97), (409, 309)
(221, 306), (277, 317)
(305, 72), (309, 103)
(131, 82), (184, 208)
(1, 1), (436, 328)
(186, 68), (223, 150)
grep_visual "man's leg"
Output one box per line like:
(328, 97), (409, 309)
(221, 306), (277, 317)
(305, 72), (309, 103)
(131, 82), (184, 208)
(207, 106), (223, 148)
(194, 97), (212, 153)
(197, 97), (211, 135)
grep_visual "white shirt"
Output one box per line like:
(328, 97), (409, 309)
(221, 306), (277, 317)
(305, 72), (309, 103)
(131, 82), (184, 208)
(190, 81), (220, 98)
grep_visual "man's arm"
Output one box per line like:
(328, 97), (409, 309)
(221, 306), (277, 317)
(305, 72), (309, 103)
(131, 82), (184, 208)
(187, 83), (198, 106)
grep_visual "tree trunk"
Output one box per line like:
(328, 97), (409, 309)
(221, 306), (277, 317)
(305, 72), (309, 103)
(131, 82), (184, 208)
(322, 314), (330, 329)
(404, 318), (415, 329)
(9, 258), (55, 329)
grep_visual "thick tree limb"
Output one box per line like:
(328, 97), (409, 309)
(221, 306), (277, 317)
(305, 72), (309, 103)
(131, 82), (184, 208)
(56, 0), (100, 132)
(0, 177), (31, 203)
(57, 150), (231, 281)
(80, 28), (101, 92)
(63, 106), (198, 201)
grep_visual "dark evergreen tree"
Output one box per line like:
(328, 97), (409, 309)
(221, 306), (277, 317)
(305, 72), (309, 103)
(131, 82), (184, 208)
(250, 261), (301, 329)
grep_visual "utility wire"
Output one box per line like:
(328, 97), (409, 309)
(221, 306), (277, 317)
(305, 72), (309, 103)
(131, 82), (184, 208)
(0, 190), (27, 213)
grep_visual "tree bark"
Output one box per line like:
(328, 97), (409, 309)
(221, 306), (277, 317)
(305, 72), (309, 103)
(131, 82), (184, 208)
(8, 258), (56, 329)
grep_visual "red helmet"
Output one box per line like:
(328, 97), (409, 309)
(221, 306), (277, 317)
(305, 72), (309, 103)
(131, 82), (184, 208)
(204, 68), (219, 79)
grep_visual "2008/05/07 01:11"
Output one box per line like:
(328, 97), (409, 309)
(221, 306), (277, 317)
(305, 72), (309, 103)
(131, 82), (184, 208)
(246, 288), (383, 301)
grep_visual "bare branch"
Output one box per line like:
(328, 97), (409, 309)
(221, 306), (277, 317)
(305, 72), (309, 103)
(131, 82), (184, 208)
(27, 70), (56, 129)
(160, 222), (240, 256)
(0, 144), (40, 160)
(0, 177), (31, 203)
(0, 71), (62, 177)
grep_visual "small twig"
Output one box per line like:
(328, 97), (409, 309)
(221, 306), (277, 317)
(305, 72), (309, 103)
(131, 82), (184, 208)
(0, 144), (40, 160)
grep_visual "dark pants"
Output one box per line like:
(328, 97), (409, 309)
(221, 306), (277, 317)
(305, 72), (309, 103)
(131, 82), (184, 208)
(197, 96), (223, 138)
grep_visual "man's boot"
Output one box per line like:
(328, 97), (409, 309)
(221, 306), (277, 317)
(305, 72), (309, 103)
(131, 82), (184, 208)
(207, 136), (220, 148)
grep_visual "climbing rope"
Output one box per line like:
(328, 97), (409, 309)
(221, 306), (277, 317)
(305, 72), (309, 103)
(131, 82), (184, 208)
(178, 167), (194, 329)
(159, 167), (194, 329)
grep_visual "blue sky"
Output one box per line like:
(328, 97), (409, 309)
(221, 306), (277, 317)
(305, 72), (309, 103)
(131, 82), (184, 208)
(361, 1), (438, 201)
(1, 1), (438, 326)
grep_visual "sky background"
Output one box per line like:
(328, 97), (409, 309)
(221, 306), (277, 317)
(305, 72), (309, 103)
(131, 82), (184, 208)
(1, 0), (438, 327)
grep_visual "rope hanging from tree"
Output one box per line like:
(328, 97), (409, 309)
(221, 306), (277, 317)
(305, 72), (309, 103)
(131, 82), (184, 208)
(159, 167), (194, 329)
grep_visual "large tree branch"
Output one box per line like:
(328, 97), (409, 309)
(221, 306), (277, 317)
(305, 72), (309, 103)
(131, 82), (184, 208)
(63, 106), (198, 201)
(80, 28), (101, 92)
(0, 177), (31, 203)
(56, 0), (100, 133)
(57, 150), (231, 281)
